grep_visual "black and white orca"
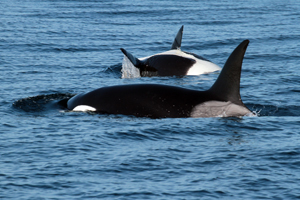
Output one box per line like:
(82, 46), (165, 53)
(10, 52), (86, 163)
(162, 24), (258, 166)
(66, 40), (253, 118)
(121, 25), (221, 77)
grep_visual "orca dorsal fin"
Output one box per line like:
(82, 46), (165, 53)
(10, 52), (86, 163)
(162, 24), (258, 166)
(120, 48), (143, 69)
(208, 40), (249, 106)
(171, 25), (184, 50)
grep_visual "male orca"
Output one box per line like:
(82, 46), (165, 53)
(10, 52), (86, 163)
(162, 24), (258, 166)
(121, 25), (221, 77)
(67, 40), (253, 118)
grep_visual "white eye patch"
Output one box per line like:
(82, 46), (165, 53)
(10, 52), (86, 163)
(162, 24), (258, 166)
(72, 105), (96, 112)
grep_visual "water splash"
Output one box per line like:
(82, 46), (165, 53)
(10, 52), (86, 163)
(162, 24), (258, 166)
(121, 56), (141, 79)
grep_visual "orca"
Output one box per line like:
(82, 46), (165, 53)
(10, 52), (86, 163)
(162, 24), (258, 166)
(67, 40), (253, 118)
(121, 25), (221, 77)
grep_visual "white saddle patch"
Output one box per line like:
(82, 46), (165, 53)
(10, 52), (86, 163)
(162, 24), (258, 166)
(139, 49), (190, 60)
(72, 105), (96, 112)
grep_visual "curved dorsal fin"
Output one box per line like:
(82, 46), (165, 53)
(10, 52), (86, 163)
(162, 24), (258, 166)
(208, 40), (249, 106)
(171, 25), (184, 50)
(120, 48), (143, 69)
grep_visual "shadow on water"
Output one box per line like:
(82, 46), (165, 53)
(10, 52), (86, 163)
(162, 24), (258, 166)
(12, 93), (74, 113)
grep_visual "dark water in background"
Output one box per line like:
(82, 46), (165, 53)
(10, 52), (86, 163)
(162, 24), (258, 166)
(1, 0), (300, 199)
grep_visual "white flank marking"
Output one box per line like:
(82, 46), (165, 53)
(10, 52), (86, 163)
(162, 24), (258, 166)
(142, 49), (221, 75)
(121, 49), (221, 78)
(187, 60), (221, 75)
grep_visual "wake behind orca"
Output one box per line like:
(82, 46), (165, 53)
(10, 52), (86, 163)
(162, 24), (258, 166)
(67, 40), (253, 118)
(121, 25), (221, 77)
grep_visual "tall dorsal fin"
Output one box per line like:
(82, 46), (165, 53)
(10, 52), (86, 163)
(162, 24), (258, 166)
(208, 40), (249, 106)
(171, 25), (184, 50)
(120, 48), (143, 69)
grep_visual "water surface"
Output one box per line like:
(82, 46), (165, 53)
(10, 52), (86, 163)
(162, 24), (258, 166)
(1, 0), (300, 199)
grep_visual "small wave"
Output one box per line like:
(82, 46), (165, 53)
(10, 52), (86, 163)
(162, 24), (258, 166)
(13, 93), (74, 113)
(51, 47), (101, 53)
(247, 104), (300, 117)
(102, 63), (122, 78)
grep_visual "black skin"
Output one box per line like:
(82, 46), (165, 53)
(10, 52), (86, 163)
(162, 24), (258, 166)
(138, 54), (196, 77)
(68, 84), (222, 118)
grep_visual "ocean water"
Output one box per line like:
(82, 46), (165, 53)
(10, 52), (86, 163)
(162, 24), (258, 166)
(1, 0), (300, 199)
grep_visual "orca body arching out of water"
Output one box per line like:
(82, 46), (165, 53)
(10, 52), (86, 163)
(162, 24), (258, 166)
(121, 25), (221, 77)
(67, 40), (253, 118)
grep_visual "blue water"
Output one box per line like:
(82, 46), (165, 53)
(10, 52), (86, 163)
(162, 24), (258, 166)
(1, 0), (300, 199)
